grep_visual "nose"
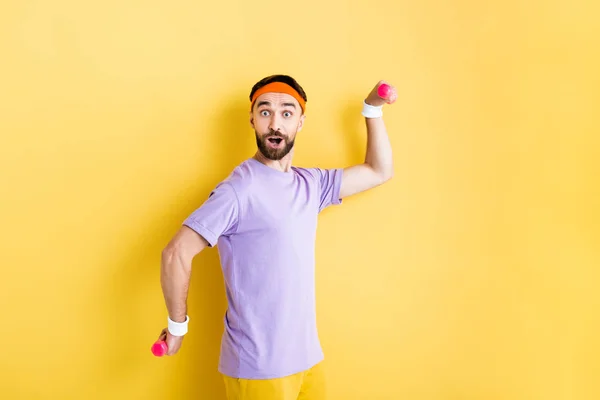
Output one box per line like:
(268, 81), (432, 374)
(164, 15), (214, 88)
(268, 114), (282, 133)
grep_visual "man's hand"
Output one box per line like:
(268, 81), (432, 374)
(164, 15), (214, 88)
(158, 328), (185, 356)
(365, 80), (398, 107)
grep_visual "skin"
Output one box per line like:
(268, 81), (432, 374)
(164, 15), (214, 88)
(251, 92), (305, 166)
(158, 80), (396, 355)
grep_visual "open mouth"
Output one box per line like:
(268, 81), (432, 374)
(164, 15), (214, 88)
(266, 136), (284, 148)
(267, 137), (283, 144)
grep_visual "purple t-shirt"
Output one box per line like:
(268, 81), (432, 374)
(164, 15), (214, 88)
(182, 157), (343, 379)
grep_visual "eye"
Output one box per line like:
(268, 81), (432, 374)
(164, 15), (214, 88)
(260, 110), (270, 117)
(283, 111), (292, 118)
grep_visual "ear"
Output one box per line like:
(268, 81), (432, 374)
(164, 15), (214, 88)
(296, 114), (306, 132)
(249, 111), (255, 129)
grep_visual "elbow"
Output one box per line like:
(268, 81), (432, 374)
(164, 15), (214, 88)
(385, 169), (394, 182)
(161, 241), (191, 272)
(367, 163), (394, 185)
(161, 227), (208, 270)
(161, 239), (179, 261)
(379, 168), (394, 184)
(161, 245), (176, 265)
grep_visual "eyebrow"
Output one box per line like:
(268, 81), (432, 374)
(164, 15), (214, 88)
(257, 101), (271, 108)
(256, 101), (296, 109)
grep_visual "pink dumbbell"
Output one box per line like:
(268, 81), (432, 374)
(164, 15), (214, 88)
(377, 83), (396, 104)
(151, 339), (168, 357)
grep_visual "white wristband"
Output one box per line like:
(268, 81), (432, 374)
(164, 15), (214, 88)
(361, 100), (383, 118)
(168, 315), (189, 336)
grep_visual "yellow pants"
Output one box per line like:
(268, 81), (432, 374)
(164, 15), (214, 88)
(222, 362), (326, 400)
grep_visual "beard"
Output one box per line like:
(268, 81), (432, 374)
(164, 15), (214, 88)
(255, 130), (295, 160)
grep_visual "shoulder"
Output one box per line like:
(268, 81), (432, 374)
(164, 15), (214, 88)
(216, 159), (260, 198)
(293, 165), (343, 185)
(291, 165), (324, 181)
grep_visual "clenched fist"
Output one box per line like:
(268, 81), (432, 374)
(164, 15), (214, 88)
(157, 327), (185, 356)
(365, 80), (397, 107)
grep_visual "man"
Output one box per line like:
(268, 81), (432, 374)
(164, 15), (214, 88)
(157, 74), (396, 399)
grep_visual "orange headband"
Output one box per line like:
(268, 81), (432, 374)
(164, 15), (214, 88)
(251, 82), (306, 113)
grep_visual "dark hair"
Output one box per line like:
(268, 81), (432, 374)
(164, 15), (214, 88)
(249, 74), (308, 107)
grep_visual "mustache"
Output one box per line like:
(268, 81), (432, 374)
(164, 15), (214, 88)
(263, 130), (287, 139)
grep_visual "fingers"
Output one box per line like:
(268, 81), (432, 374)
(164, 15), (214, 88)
(375, 81), (397, 104)
(166, 332), (184, 356)
(387, 90), (398, 104)
(154, 328), (185, 356)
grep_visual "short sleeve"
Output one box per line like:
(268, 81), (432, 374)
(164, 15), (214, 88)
(314, 168), (344, 212)
(182, 182), (239, 247)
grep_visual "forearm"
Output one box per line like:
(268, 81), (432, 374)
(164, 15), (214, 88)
(160, 248), (192, 322)
(339, 81), (396, 199)
(364, 116), (393, 180)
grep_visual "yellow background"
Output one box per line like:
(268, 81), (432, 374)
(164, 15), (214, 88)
(1, 0), (598, 399)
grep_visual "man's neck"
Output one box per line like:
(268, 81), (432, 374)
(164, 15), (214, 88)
(253, 150), (294, 172)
